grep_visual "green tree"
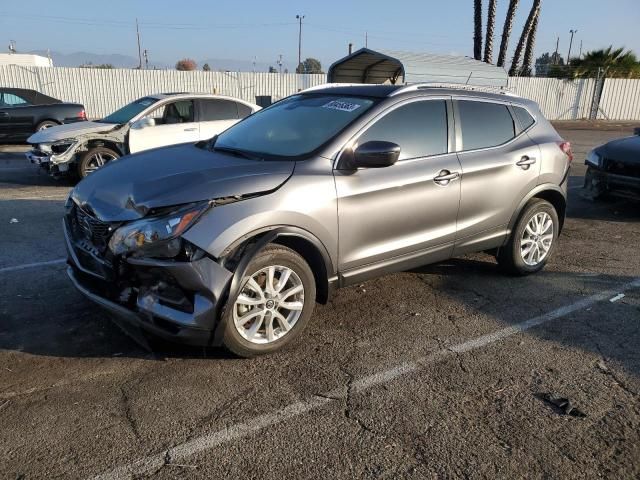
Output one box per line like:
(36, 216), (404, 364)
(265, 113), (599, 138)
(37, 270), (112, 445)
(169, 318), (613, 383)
(176, 58), (197, 71)
(295, 58), (323, 74)
(569, 46), (640, 78)
(534, 52), (564, 76)
(79, 63), (114, 69)
(203, 63), (211, 71)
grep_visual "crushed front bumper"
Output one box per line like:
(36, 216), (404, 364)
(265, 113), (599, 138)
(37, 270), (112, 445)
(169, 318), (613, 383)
(27, 144), (78, 176)
(64, 219), (233, 346)
(585, 165), (640, 200)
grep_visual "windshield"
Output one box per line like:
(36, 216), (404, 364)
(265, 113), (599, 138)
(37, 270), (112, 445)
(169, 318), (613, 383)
(214, 94), (376, 159)
(100, 97), (159, 124)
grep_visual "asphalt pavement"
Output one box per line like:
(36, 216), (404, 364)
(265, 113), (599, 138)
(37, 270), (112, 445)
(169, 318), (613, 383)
(1, 123), (639, 479)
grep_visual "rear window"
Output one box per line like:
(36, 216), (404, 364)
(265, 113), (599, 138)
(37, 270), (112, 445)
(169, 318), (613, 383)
(200, 99), (239, 121)
(458, 100), (515, 151)
(513, 105), (535, 130)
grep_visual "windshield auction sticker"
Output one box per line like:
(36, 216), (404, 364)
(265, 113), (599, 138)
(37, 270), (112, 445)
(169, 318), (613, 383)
(322, 100), (362, 112)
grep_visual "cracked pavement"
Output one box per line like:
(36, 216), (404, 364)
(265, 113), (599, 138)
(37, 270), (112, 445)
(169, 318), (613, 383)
(1, 122), (640, 479)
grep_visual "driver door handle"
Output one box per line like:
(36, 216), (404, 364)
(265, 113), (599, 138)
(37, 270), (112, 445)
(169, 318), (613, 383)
(0, 112), (9, 117)
(516, 156), (536, 169)
(434, 170), (460, 185)
(183, 127), (198, 132)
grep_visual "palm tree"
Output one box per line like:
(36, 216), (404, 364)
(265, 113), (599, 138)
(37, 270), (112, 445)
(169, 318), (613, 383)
(509, 0), (541, 75)
(474, 0), (483, 60)
(483, 0), (497, 63)
(570, 46), (640, 78)
(497, 0), (519, 67)
(520, 9), (539, 75)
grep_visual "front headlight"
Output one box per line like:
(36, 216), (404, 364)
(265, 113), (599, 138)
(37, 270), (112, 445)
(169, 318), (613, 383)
(108, 202), (210, 257)
(585, 150), (602, 167)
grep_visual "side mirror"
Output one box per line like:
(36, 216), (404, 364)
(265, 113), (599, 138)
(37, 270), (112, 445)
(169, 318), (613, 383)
(341, 141), (400, 170)
(132, 117), (155, 129)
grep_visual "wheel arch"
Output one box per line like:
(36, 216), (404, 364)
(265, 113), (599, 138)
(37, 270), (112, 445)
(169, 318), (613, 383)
(506, 184), (567, 244)
(85, 139), (126, 156)
(221, 226), (335, 306)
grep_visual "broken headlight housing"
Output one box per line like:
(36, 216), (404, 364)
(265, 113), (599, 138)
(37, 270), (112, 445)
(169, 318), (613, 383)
(50, 139), (76, 155)
(585, 150), (602, 168)
(108, 202), (210, 257)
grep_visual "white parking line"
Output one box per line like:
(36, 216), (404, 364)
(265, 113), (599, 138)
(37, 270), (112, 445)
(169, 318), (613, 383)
(0, 258), (66, 274)
(91, 277), (640, 480)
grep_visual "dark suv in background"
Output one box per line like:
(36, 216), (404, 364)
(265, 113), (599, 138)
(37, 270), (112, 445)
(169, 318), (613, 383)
(64, 83), (572, 357)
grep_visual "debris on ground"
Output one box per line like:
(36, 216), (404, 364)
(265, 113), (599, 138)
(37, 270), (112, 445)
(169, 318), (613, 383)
(609, 293), (625, 303)
(596, 360), (609, 373)
(9, 218), (18, 224)
(537, 392), (587, 418)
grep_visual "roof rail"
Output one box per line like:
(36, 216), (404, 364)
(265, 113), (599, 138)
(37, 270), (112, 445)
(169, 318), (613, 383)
(389, 82), (518, 97)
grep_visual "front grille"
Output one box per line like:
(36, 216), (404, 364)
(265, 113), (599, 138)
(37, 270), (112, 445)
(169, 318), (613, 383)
(71, 206), (114, 252)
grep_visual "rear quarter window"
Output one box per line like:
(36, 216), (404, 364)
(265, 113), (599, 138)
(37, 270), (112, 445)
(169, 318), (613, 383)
(458, 100), (515, 151)
(513, 105), (536, 130)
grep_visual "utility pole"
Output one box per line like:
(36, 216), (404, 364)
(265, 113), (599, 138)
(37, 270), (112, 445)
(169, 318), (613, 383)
(136, 18), (142, 69)
(365, 31), (368, 48)
(143, 49), (149, 69)
(567, 29), (577, 65)
(277, 54), (283, 74)
(296, 14), (305, 72)
(579, 40), (583, 58)
(553, 36), (559, 64)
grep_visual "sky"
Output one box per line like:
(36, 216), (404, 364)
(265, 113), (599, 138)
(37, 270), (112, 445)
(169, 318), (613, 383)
(1, 0), (639, 70)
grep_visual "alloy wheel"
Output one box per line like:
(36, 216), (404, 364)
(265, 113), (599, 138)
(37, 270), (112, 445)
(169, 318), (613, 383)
(84, 151), (116, 175)
(520, 211), (554, 266)
(233, 265), (305, 344)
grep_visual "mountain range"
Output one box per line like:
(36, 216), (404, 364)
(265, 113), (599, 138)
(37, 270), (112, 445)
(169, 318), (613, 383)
(29, 50), (278, 72)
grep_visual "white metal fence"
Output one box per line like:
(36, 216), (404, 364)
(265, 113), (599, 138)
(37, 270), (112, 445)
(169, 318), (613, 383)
(597, 78), (640, 121)
(1, 65), (640, 121)
(0, 65), (326, 119)
(507, 77), (598, 120)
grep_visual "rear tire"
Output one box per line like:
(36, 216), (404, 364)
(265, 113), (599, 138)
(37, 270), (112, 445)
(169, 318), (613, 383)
(497, 199), (559, 276)
(221, 245), (316, 358)
(77, 146), (119, 178)
(36, 120), (59, 131)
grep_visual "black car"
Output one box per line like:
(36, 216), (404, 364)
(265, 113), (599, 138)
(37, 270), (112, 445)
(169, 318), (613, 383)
(0, 88), (86, 142)
(585, 128), (640, 200)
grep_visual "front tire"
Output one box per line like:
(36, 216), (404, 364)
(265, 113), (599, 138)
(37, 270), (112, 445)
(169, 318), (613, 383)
(221, 245), (316, 357)
(77, 146), (119, 178)
(497, 199), (559, 276)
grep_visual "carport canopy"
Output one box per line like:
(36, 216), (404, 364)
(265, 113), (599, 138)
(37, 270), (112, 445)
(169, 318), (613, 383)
(327, 48), (509, 87)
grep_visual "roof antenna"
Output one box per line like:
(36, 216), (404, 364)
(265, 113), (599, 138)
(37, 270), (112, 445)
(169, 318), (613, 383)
(465, 72), (473, 85)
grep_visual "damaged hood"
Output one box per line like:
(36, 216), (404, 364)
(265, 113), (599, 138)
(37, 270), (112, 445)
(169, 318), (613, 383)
(71, 143), (295, 221)
(597, 135), (640, 164)
(28, 121), (119, 144)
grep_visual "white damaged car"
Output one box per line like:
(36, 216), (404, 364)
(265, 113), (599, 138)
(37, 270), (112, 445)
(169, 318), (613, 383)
(27, 93), (260, 178)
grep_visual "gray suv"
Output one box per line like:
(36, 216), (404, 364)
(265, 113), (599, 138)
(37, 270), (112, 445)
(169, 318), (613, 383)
(65, 84), (572, 357)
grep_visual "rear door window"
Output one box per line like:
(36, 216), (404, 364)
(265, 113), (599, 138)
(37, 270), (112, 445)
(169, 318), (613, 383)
(357, 100), (448, 160)
(457, 100), (515, 151)
(199, 99), (239, 121)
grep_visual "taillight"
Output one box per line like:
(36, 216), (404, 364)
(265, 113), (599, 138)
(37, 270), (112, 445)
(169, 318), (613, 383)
(78, 109), (87, 120)
(557, 141), (573, 163)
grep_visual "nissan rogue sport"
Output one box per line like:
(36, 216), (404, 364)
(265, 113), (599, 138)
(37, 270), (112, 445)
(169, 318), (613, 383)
(64, 84), (572, 357)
